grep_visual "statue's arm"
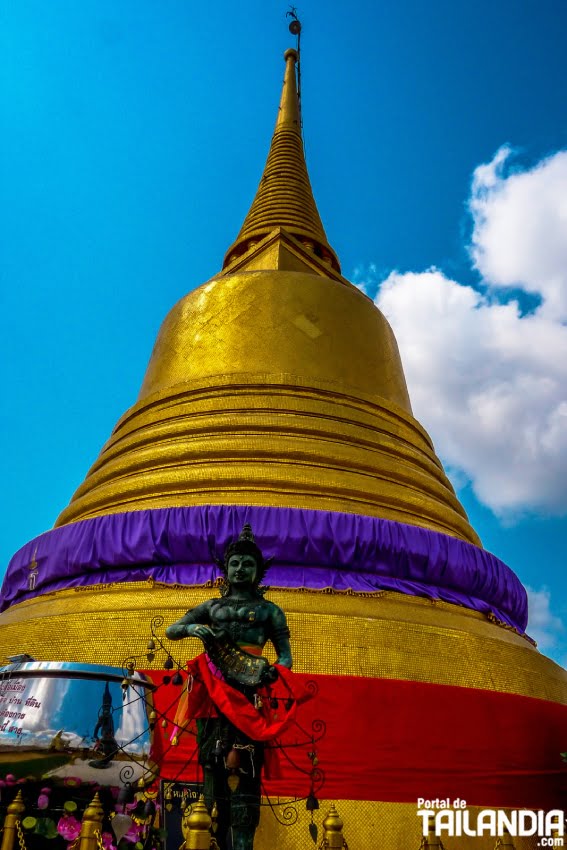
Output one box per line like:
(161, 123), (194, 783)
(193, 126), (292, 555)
(269, 605), (293, 669)
(165, 602), (214, 641)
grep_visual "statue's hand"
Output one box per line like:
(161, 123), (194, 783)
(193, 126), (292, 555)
(186, 624), (214, 640)
(262, 665), (279, 684)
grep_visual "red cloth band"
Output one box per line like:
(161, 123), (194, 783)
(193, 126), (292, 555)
(147, 669), (567, 808)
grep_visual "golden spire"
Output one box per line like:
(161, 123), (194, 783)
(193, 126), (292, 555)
(223, 48), (340, 273)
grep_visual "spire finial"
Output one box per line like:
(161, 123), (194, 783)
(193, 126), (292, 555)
(277, 48), (301, 130)
(222, 39), (340, 272)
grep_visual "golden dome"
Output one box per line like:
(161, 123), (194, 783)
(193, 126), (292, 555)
(55, 265), (476, 543)
(54, 50), (479, 545)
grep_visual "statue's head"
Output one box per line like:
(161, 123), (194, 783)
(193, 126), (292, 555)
(222, 524), (267, 591)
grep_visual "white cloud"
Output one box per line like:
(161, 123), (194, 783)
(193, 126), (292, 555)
(525, 586), (564, 652)
(470, 146), (567, 321)
(357, 147), (567, 517)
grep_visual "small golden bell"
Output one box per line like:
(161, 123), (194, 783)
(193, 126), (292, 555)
(227, 774), (240, 792)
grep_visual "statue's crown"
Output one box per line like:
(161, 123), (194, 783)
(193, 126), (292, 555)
(238, 523), (255, 544)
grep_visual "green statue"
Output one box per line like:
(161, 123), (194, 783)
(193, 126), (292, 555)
(166, 524), (293, 850)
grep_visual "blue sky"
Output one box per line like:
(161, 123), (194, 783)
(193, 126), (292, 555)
(2, 1), (566, 661)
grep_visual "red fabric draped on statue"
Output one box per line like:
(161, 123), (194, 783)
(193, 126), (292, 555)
(147, 669), (567, 808)
(157, 654), (314, 781)
(174, 653), (311, 738)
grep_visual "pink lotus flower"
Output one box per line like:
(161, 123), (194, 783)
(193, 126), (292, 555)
(57, 814), (81, 842)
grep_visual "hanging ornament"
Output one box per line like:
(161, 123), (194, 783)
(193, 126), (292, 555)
(226, 748), (241, 792)
(164, 785), (173, 812)
(211, 802), (219, 834)
(147, 639), (155, 651)
(117, 784), (135, 806)
(306, 793), (319, 811)
(172, 671), (183, 686)
(111, 812), (133, 844)
(164, 657), (174, 670)
(226, 749), (241, 770)
(306, 792), (319, 844)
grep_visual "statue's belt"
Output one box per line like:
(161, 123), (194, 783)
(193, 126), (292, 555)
(203, 632), (270, 687)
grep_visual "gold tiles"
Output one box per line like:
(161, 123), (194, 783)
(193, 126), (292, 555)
(55, 270), (479, 544)
(255, 800), (542, 850)
(1, 585), (564, 704)
(135, 271), (411, 408)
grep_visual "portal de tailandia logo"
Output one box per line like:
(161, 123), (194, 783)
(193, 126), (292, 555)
(417, 798), (565, 845)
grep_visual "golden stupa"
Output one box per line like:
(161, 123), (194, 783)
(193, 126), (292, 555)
(1, 42), (565, 850)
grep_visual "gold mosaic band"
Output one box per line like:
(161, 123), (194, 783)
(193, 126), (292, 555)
(56, 372), (476, 543)
(0, 584), (564, 704)
(255, 800), (544, 850)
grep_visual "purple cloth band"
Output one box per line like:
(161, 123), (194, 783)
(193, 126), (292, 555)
(0, 505), (527, 631)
